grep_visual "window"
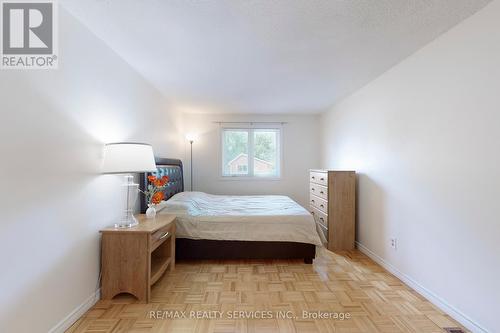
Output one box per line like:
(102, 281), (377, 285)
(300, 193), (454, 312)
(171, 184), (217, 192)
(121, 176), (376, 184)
(221, 127), (281, 178)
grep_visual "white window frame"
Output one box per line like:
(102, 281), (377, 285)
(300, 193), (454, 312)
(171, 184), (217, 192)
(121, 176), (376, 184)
(219, 123), (283, 180)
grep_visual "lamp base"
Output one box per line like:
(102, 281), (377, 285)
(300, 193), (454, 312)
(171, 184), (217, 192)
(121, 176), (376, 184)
(114, 214), (138, 228)
(114, 174), (139, 228)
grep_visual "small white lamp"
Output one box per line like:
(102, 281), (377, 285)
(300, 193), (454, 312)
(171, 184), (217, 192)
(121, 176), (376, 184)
(102, 142), (157, 228)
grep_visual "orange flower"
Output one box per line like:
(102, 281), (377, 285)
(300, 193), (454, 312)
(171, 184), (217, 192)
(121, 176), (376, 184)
(151, 191), (164, 204)
(147, 175), (157, 182)
(159, 175), (169, 186)
(153, 179), (162, 187)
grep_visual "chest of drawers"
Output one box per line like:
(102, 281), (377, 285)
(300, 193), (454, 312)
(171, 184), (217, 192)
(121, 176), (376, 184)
(309, 170), (356, 250)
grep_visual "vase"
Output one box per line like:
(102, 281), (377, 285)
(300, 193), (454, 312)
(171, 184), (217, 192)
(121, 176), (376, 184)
(146, 204), (156, 218)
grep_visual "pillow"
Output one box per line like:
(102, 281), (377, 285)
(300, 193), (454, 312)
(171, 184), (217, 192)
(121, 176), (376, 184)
(158, 199), (193, 213)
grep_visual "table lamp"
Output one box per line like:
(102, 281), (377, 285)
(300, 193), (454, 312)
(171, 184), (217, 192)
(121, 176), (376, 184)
(102, 142), (157, 228)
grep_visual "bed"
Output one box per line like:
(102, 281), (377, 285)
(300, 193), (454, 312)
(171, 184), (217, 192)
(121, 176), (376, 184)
(140, 158), (321, 263)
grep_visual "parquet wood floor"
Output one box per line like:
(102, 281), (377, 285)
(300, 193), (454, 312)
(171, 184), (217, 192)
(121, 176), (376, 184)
(67, 248), (467, 333)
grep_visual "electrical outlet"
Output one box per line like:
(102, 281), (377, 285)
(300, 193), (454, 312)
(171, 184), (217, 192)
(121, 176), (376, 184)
(390, 238), (397, 250)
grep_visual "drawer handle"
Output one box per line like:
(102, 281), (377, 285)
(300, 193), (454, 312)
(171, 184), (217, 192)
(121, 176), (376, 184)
(311, 188), (315, 191)
(310, 211), (315, 215)
(320, 177), (325, 181)
(311, 176), (315, 179)
(311, 199), (315, 203)
(320, 204), (324, 208)
(320, 191), (324, 194)
(158, 232), (169, 240)
(319, 217), (325, 223)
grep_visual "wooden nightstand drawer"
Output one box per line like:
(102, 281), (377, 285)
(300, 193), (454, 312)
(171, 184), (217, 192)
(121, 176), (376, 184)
(151, 224), (173, 252)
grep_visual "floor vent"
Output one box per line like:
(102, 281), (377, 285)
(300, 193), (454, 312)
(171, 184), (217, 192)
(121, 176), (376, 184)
(444, 328), (465, 333)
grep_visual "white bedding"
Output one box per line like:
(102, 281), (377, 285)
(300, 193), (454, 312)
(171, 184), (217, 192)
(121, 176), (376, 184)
(158, 192), (322, 246)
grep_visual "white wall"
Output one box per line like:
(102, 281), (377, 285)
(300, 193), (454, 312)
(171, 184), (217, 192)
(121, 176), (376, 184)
(0, 8), (182, 333)
(182, 113), (320, 207)
(320, 1), (500, 331)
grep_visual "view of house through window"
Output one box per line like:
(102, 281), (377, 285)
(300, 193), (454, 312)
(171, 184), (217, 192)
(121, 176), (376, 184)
(222, 128), (281, 178)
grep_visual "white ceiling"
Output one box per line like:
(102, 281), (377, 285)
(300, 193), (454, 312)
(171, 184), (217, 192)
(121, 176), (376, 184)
(61, 0), (490, 114)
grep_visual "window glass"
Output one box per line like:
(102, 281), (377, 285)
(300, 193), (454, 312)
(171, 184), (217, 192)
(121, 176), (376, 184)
(221, 128), (281, 178)
(254, 129), (278, 177)
(222, 130), (249, 176)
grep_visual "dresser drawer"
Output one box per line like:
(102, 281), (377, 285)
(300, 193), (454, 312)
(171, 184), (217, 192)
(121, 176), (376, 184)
(310, 194), (328, 214)
(310, 171), (328, 186)
(310, 206), (328, 228)
(317, 222), (328, 242)
(151, 224), (172, 252)
(310, 183), (327, 200)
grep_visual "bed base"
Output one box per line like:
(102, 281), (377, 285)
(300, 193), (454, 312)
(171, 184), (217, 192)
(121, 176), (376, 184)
(140, 159), (316, 264)
(176, 239), (315, 264)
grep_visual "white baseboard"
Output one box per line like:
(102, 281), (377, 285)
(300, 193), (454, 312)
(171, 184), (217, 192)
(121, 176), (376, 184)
(355, 242), (488, 333)
(48, 289), (100, 333)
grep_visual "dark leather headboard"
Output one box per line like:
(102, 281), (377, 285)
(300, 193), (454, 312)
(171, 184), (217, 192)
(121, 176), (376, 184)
(139, 158), (183, 213)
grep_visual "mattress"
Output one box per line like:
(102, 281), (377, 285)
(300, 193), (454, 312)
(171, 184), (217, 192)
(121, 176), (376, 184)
(158, 191), (322, 246)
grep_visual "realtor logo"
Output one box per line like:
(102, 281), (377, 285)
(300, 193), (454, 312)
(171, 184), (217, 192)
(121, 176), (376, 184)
(1, 0), (58, 69)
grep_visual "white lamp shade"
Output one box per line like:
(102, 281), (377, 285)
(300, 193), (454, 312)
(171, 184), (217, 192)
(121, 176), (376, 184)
(185, 133), (198, 142)
(102, 143), (157, 174)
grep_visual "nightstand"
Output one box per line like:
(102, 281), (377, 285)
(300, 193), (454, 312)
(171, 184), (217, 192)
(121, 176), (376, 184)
(100, 214), (176, 303)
